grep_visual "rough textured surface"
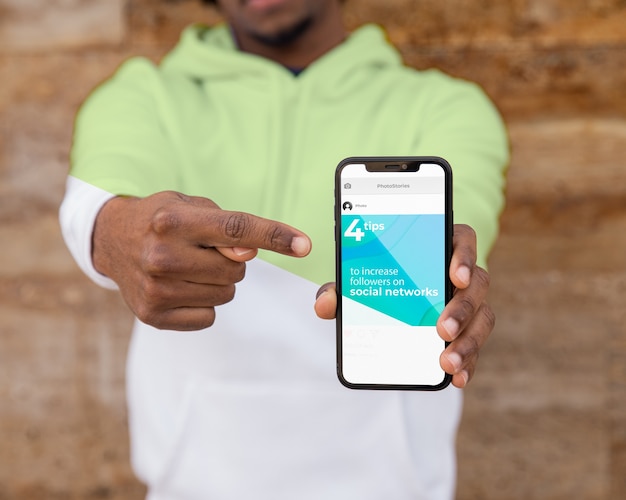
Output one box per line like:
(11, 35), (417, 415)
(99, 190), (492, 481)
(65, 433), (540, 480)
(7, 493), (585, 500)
(1, 0), (625, 498)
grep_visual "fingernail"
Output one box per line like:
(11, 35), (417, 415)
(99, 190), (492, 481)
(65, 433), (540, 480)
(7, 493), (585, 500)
(233, 247), (254, 256)
(442, 317), (460, 340)
(456, 265), (471, 286)
(445, 351), (462, 373)
(291, 236), (311, 256)
(458, 370), (469, 387)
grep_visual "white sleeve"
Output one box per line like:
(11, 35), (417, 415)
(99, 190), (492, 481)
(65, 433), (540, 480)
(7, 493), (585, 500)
(59, 176), (119, 290)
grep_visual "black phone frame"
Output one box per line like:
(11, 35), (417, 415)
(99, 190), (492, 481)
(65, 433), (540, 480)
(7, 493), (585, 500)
(334, 156), (454, 391)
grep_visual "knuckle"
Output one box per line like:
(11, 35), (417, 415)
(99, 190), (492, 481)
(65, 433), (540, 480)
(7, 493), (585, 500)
(209, 259), (246, 285)
(267, 227), (283, 248)
(481, 302), (496, 331)
(474, 266), (491, 289)
(178, 310), (217, 331)
(267, 225), (288, 250)
(454, 223), (475, 239)
(220, 284), (237, 304)
(142, 243), (177, 275)
(192, 285), (237, 311)
(466, 334), (481, 355)
(464, 357), (478, 383)
(170, 191), (191, 203)
(151, 207), (183, 235)
(455, 336), (480, 364)
(141, 235), (184, 277)
(221, 212), (250, 241)
(457, 296), (477, 322)
(211, 284), (237, 306)
(133, 300), (160, 328)
(140, 278), (167, 304)
(232, 262), (246, 283)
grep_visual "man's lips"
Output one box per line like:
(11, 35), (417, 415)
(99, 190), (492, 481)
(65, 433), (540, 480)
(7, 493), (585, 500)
(245, 0), (289, 10)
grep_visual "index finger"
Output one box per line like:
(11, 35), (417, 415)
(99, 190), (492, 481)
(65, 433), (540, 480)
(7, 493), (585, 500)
(201, 209), (312, 257)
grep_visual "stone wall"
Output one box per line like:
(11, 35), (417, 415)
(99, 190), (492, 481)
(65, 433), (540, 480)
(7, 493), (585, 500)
(1, 0), (625, 498)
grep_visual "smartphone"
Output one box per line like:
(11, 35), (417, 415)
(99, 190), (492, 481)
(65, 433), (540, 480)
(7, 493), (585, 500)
(335, 156), (453, 390)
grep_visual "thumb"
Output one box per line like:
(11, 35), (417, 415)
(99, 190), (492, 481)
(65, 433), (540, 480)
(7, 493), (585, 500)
(314, 282), (337, 320)
(216, 247), (259, 262)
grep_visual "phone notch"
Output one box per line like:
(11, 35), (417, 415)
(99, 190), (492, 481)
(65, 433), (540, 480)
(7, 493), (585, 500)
(366, 160), (421, 172)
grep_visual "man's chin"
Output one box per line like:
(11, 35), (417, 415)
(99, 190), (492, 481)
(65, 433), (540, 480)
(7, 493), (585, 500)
(249, 15), (313, 47)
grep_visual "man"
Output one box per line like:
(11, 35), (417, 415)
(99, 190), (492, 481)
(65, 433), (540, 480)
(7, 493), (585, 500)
(60, 0), (509, 498)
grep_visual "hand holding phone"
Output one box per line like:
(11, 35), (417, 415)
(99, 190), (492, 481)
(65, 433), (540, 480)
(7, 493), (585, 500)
(335, 157), (453, 390)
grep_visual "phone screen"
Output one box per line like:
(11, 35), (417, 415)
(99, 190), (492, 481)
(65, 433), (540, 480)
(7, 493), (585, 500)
(336, 158), (452, 390)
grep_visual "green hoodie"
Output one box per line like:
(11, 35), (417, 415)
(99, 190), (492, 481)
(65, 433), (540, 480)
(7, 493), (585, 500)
(70, 23), (509, 284)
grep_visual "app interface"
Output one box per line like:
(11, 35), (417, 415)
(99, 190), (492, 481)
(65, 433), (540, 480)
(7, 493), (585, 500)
(339, 163), (447, 386)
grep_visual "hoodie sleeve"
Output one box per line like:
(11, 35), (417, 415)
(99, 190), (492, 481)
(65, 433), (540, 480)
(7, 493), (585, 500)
(59, 176), (118, 290)
(415, 71), (510, 268)
(69, 57), (180, 197)
(61, 57), (182, 288)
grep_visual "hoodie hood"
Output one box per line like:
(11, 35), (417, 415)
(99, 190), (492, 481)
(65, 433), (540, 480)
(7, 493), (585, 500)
(161, 23), (403, 90)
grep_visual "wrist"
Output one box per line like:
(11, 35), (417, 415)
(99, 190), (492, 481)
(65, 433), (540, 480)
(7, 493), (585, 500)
(92, 196), (135, 278)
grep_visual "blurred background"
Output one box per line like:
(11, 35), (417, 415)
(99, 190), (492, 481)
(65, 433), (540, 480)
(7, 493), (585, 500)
(1, 0), (625, 498)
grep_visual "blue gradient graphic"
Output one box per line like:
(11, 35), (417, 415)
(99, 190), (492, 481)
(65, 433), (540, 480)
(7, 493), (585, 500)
(341, 214), (445, 326)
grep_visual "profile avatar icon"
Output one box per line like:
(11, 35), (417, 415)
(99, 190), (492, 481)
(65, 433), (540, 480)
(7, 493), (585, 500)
(342, 201), (353, 211)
